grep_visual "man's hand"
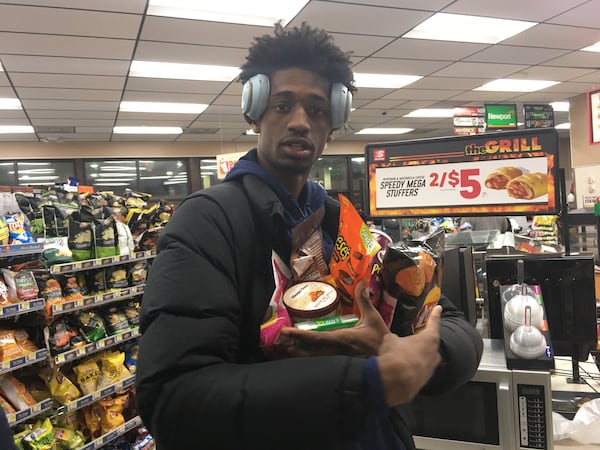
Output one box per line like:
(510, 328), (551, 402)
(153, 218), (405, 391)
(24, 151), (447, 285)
(278, 280), (390, 357)
(377, 305), (442, 407)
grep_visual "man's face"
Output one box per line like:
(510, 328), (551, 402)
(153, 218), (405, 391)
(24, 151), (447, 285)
(254, 68), (333, 177)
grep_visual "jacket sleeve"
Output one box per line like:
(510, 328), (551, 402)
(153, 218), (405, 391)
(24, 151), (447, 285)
(420, 295), (483, 395)
(135, 194), (370, 450)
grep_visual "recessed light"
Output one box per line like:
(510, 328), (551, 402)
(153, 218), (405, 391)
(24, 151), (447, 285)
(555, 122), (570, 129)
(113, 126), (183, 134)
(581, 41), (600, 52)
(129, 61), (240, 82)
(404, 108), (455, 118)
(0, 125), (34, 134)
(404, 13), (537, 44)
(354, 73), (422, 89)
(120, 101), (208, 114)
(0, 98), (22, 109)
(550, 102), (569, 112)
(474, 79), (559, 92)
(147, 0), (309, 27)
(356, 128), (414, 135)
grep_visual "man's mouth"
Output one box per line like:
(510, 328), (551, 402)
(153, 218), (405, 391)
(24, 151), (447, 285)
(281, 139), (313, 154)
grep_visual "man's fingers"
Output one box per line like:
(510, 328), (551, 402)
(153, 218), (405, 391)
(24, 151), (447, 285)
(424, 305), (442, 333)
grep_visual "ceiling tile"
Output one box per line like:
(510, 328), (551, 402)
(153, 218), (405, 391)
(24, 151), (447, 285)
(22, 99), (118, 111)
(442, 0), (589, 21)
(0, 33), (135, 60)
(547, 1), (600, 28)
(352, 58), (452, 76)
(290, 2), (432, 36)
(431, 62), (528, 78)
(464, 45), (570, 65)
(1, 55), (130, 76)
(502, 24), (600, 50)
(134, 41), (246, 66)
(10, 73), (126, 90)
(30, 118), (115, 127)
(16, 87), (122, 101)
(27, 110), (117, 119)
(542, 51), (600, 70)
(510, 65), (596, 81)
(374, 38), (488, 61)
(382, 88), (465, 101)
(125, 78), (230, 94)
(0, 4), (142, 38)
(121, 91), (215, 104)
(0, 0), (147, 14)
(328, 33), (395, 57)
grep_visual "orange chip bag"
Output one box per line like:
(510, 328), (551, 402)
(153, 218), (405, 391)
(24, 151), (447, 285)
(381, 229), (444, 335)
(329, 194), (381, 316)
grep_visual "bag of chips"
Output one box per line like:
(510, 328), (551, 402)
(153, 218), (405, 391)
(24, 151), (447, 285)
(38, 368), (81, 405)
(380, 229), (445, 335)
(0, 373), (37, 410)
(73, 359), (102, 395)
(328, 194), (381, 316)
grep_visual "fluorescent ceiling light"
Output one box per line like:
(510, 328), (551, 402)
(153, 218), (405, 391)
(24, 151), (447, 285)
(581, 41), (600, 52)
(404, 108), (455, 118)
(18, 162), (50, 166)
(404, 13), (536, 44)
(354, 73), (422, 89)
(356, 128), (414, 135)
(113, 126), (183, 135)
(550, 102), (569, 112)
(555, 122), (570, 129)
(474, 79), (559, 92)
(0, 125), (34, 134)
(0, 98), (22, 109)
(19, 175), (59, 181)
(130, 61), (240, 82)
(120, 101), (208, 114)
(147, 0), (309, 27)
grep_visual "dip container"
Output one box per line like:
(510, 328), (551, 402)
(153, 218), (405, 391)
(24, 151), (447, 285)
(283, 281), (339, 322)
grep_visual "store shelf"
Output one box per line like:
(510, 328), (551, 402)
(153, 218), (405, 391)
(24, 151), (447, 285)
(57, 375), (136, 414)
(79, 415), (142, 450)
(7, 398), (53, 426)
(0, 242), (44, 257)
(50, 285), (145, 316)
(0, 298), (45, 319)
(49, 250), (156, 275)
(0, 349), (49, 375)
(54, 327), (139, 366)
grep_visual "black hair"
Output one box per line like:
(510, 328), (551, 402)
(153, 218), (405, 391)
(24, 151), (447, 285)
(239, 22), (356, 93)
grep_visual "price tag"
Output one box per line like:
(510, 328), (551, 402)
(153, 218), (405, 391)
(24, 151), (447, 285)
(82, 260), (94, 269)
(101, 257), (114, 265)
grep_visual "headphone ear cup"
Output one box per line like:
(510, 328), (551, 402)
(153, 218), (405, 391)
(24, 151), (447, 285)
(241, 74), (270, 122)
(330, 83), (352, 129)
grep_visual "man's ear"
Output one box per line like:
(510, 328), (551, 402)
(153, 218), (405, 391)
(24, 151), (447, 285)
(244, 115), (260, 134)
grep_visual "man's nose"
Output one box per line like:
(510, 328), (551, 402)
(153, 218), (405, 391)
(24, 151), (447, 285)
(288, 104), (310, 133)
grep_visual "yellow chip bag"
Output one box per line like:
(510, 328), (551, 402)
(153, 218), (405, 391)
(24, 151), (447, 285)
(97, 351), (128, 389)
(39, 368), (81, 405)
(73, 359), (101, 395)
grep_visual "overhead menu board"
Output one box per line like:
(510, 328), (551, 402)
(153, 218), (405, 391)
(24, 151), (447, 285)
(365, 128), (559, 218)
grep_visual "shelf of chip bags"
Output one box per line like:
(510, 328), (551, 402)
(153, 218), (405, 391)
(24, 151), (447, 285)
(6, 397), (54, 427)
(0, 349), (49, 376)
(54, 326), (140, 366)
(48, 250), (156, 275)
(0, 298), (45, 319)
(79, 415), (143, 450)
(49, 285), (145, 317)
(56, 374), (136, 415)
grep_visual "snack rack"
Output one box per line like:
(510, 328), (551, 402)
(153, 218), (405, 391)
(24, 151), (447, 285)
(0, 243), (155, 448)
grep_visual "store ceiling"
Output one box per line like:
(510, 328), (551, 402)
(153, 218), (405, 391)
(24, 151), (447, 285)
(0, 0), (599, 143)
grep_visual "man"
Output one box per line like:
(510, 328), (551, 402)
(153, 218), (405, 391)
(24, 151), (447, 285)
(136, 23), (483, 450)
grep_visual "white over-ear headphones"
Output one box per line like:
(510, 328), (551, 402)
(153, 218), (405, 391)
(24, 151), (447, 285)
(241, 73), (352, 129)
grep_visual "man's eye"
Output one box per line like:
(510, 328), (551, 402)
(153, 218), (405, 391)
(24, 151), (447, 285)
(273, 103), (290, 112)
(307, 105), (328, 116)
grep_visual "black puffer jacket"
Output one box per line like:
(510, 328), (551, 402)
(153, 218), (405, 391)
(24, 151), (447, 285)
(136, 174), (483, 450)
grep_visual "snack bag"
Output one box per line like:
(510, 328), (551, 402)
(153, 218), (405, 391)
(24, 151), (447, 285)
(259, 251), (293, 354)
(54, 426), (86, 450)
(73, 359), (102, 395)
(38, 368), (81, 405)
(329, 194), (381, 315)
(0, 373), (37, 410)
(290, 206), (329, 282)
(380, 229), (444, 335)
